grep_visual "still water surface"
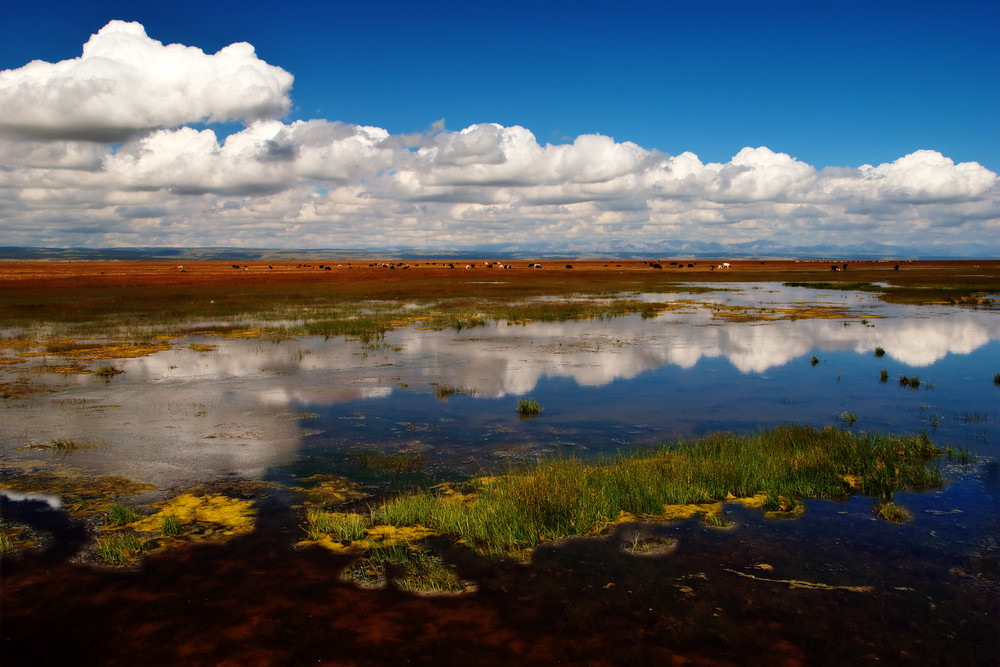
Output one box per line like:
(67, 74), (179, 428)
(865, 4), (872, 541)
(5, 283), (996, 485)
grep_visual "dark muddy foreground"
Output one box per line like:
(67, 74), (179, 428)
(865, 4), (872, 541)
(3, 494), (997, 666)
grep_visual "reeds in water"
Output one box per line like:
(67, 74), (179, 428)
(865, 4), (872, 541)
(323, 425), (943, 559)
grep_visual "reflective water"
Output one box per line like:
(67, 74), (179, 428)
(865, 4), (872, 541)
(4, 283), (997, 487)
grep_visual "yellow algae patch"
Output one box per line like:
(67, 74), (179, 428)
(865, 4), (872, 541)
(728, 492), (769, 509)
(0, 339), (33, 352)
(308, 533), (357, 552)
(212, 328), (294, 341)
(611, 510), (641, 525)
(289, 474), (368, 505)
(660, 502), (712, 522)
(130, 493), (255, 540)
(24, 340), (172, 361)
(187, 343), (218, 353)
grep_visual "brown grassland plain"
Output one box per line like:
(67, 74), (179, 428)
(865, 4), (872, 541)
(0, 258), (997, 333)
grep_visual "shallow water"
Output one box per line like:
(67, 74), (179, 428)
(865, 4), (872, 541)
(2, 282), (998, 664)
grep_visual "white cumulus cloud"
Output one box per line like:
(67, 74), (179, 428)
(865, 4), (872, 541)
(0, 20), (293, 142)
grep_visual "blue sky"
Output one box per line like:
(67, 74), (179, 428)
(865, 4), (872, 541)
(1, 1), (998, 254)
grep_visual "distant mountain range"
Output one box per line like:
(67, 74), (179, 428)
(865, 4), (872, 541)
(0, 241), (991, 261)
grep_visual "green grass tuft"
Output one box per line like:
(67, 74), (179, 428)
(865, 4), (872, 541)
(95, 531), (144, 564)
(306, 509), (367, 542)
(873, 500), (911, 522)
(160, 515), (182, 536)
(105, 503), (140, 526)
(516, 398), (541, 417)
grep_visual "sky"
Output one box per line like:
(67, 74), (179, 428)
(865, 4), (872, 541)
(1, 0), (998, 255)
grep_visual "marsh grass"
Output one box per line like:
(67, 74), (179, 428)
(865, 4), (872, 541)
(160, 515), (182, 536)
(874, 346), (886, 358)
(105, 503), (140, 526)
(945, 445), (977, 465)
(306, 509), (367, 542)
(356, 426), (941, 558)
(994, 372), (1000, 387)
(95, 531), (144, 564)
(880, 369), (890, 382)
(898, 375), (921, 389)
(517, 398), (542, 417)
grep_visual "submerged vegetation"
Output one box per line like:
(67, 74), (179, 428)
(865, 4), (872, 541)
(305, 426), (942, 561)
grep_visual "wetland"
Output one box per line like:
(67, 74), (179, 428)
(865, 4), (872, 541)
(1, 259), (998, 665)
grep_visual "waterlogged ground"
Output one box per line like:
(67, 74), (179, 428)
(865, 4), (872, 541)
(2, 281), (999, 664)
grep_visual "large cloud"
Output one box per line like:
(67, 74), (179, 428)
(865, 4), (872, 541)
(0, 20), (293, 142)
(0, 21), (997, 253)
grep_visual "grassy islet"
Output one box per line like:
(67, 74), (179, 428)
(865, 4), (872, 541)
(308, 425), (942, 560)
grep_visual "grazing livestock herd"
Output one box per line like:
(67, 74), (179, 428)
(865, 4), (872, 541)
(176, 260), (905, 275)
(211, 260), (734, 273)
